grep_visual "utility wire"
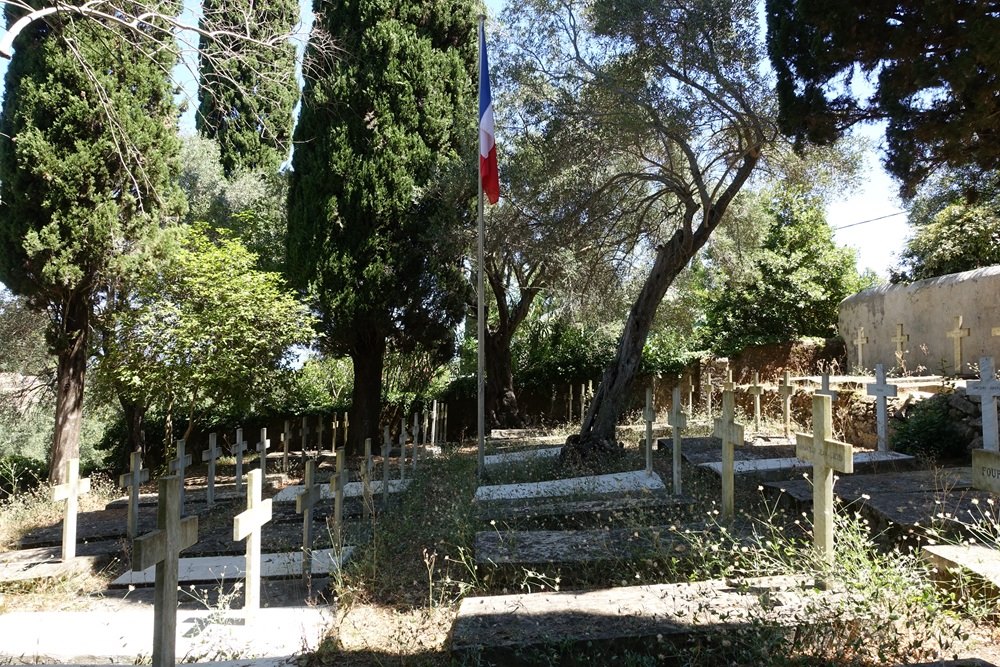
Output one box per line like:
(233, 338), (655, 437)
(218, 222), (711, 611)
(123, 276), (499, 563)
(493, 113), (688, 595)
(832, 210), (907, 230)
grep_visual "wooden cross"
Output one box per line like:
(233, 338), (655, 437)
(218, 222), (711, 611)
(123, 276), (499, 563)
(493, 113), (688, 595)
(329, 447), (348, 550)
(256, 427), (270, 477)
(816, 374), (838, 402)
(795, 394), (853, 566)
(412, 412), (420, 470)
(53, 458), (90, 560)
(168, 439), (192, 514)
(866, 364), (898, 453)
(947, 315), (970, 375)
(747, 371), (764, 433)
(233, 428), (247, 495)
(234, 468), (272, 622)
(296, 459), (321, 581)
(643, 386), (654, 474)
(967, 356), (1000, 453)
(777, 371), (794, 439)
(382, 427), (391, 505)
(119, 451), (148, 539)
(853, 326), (869, 369)
(398, 418), (407, 482)
(712, 384), (744, 521)
(201, 433), (221, 507)
(362, 437), (375, 520)
(704, 372), (714, 421)
(891, 323), (909, 362)
(132, 475), (198, 667)
(668, 385), (687, 496)
(281, 420), (291, 474)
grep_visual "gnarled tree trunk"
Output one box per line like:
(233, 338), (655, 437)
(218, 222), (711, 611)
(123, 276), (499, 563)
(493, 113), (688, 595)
(49, 293), (89, 484)
(348, 323), (387, 457)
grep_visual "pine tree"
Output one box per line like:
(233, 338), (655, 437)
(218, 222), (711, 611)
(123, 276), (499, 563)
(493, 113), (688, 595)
(0, 5), (185, 482)
(287, 0), (477, 454)
(196, 0), (299, 176)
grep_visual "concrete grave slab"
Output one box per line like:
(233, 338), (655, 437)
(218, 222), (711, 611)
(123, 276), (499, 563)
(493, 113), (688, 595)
(482, 447), (561, 469)
(923, 543), (1000, 595)
(451, 575), (847, 663)
(111, 547), (354, 587)
(478, 494), (695, 529)
(475, 525), (693, 565)
(698, 450), (915, 481)
(18, 505), (160, 549)
(764, 468), (974, 505)
(271, 478), (411, 503)
(0, 606), (332, 664)
(673, 436), (797, 465)
(473, 470), (665, 503)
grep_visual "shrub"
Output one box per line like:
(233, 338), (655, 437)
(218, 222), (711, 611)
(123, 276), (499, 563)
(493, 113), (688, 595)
(891, 393), (968, 462)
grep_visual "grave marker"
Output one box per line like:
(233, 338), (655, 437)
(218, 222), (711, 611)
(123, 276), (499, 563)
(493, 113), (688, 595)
(853, 326), (868, 369)
(969, 357), (1000, 493)
(233, 428), (247, 495)
(795, 394), (853, 566)
(667, 385), (686, 496)
(682, 376), (694, 418)
(281, 420), (291, 474)
(256, 427), (270, 477)
(132, 475), (198, 667)
(332, 414), (340, 452)
(330, 448), (348, 550)
(201, 433), (221, 507)
(866, 364), (897, 452)
(712, 381), (744, 521)
(947, 315), (970, 374)
(704, 372), (713, 421)
(412, 412), (420, 470)
(119, 451), (148, 539)
(362, 437), (374, 520)
(168, 439), (192, 514)
(747, 371), (764, 433)
(777, 371), (794, 439)
(233, 468), (272, 622)
(643, 386), (654, 474)
(295, 460), (321, 581)
(343, 412), (350, 446)
(891, 323), (909, 361)
(431, 399), (439, 445)
(53, 458), (90, 560)
(816, 374), (838, 402)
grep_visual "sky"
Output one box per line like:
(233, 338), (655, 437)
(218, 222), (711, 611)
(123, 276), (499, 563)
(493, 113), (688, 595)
(0, 0), (909, 279)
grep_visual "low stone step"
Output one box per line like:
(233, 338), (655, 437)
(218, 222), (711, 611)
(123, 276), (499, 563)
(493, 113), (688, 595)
(451, 575), (847, 663)
(271, 478), (411, 503)
(923, 543), (1000, 598)
(477, 494), (695, 530)
(482, 447), (561, 469)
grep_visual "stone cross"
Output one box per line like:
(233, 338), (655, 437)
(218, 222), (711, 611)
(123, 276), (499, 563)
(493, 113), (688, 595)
(132, 475), (198, 667)
(866, 364), (898, 452)
(643, 386), (654, 475)
(853, 326), (869, 369)
(704, 372), (714, 421)
(296, 459), (321, 581)
(119, 451), (148, 539)
(667, 385), (687, 496)
(362, 437), (375, 520)
(330, 448), (348, 550)
(281, 420), (291, 474)
(891, 323), (909, 361)
(399, 418), (407, 482)
(201, 433), (221, 508)
(382, 430), (391, 505)
(431, 400), (439, 446)
(947, 315), (970, 375)
(747, 371), (764, 433)
(967, 356), (1000, 453)
(816, 374), (838, 402)
(54, 458), (91, 560)
(256, 427), (270, 477)
(317, 418), (326, 454)
(777, 371), (794, 439)
(233, 428), (247, 495)
(234, 468), (272, 622)
(168, 439), (192, 514)
(412, 412), (420, 470)
(713, 384), (744, 522)
(795, 394), (853, 566)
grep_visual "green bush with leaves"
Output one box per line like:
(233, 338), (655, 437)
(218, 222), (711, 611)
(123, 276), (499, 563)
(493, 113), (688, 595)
(891, 393), (969, 462)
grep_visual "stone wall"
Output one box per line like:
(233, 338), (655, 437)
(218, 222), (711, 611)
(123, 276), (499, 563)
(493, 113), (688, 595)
(838, 266), (1000, 376)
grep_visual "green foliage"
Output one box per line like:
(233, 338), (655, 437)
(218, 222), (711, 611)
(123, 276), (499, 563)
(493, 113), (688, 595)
(891, 393), (969, 463)
(0, 290), (50, 375)
(704, 190), (870, 356)
(279, 355), (355, 415)
(196, 0), (299, 176)
(514, 319), (619, 389)
(766, 0), (1000, 195)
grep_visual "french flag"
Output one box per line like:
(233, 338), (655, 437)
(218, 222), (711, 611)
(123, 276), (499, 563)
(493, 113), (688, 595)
(479, 21), (499, 205)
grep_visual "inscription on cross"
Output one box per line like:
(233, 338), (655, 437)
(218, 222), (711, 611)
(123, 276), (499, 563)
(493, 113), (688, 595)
(54, 458), (91, 560)
(296, 459), (321, 582)
(234, 468), (272, 623)
(778, 371), (794, 439)
(233, 428), (248, 495)
(747, 371), (764, 433)
(119, 451), (148, 539)
(891, 323), (909, 363)
(947, 315), (971, 375)
(667, 385), (686, 496)
(795, 394), (853, 567)
(866, 364), (898, 453)
(201, 433), (221, 507)
(133, 475), (198, 667)
(713, 384), (745, 522)
(168, 439), (192, 514)
(853, 326), (869, 369)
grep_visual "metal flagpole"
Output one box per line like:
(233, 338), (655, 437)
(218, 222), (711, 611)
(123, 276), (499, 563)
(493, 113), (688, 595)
(476, 14), (487, 477)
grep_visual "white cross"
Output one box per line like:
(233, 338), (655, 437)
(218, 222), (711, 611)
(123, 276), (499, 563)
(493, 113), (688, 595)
(777, 371), (794, 439)
(947, 315), (970, 375)
(168, 439), (192, 513)
(330, 447), (348, 550)
(296, 459), (321, 581)
(431, 400), (439, 445)
(119, 451), (148, 539)
(891, 323), (909, 362)
(644, 386), (654, 475)
(53, 458), (90, 560)
(233, 428), (247, 495)
(816, 374), (838, 402)
(667, 385), (686, 495)
(201, 433), (221, 507)
(256, 427), (270, 478)
(234, 468), (272, 622)
(854, 326), (869, 369)
(713, 384), (744, 522)
(866, 364), (898, 452)
(133, 475), (198, 667)
(796, 394), (853, 566)
(967, 357), (1000, 452)
(747, 371), (764, 433)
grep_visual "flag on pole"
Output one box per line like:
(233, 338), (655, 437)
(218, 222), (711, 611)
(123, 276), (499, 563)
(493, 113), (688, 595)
(479, 21), (500, 205)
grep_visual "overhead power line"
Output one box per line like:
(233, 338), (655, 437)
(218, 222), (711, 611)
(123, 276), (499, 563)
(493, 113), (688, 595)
(832, 210), (907, 230)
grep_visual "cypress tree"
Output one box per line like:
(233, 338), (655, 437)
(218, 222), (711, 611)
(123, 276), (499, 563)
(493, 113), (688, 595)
(196, 0), (299, 176)
(288, 0), (477, 454)
(0, 5), (185, 482)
